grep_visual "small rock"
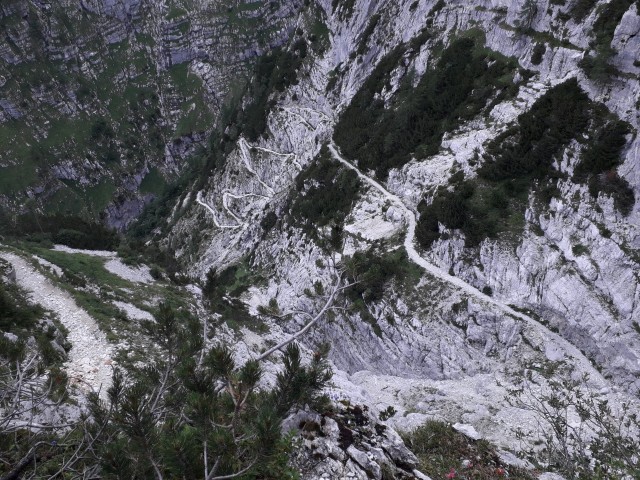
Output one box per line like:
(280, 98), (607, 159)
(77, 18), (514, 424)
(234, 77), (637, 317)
(453, 423), (480, 440)
(498, 450), (534, 470)
(347, 445), (382, 480)
(413, 469), (433, 480)
(538, 473), (568, 480)
(380, 427), (418, 469)
(322, 416), (341, 441)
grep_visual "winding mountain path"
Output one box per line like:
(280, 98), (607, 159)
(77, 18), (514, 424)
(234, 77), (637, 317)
(196, 191), (241, 229)
(0, 252), (113, 396)
(197, 136), (300, 228)
(222, 191), (270, 222)
(328, 143), (607, 384)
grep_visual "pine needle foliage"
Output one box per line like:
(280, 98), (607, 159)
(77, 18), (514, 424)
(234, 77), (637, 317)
(334, 36), (519, 179)
(83, 303), (332, 479)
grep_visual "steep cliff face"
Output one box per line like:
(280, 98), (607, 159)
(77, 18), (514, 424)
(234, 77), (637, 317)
(0, 0), (299, 228)
(161, 0), (640, 454)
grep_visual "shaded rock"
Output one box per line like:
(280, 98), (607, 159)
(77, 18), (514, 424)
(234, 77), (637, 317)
(285, 404), (427, 480)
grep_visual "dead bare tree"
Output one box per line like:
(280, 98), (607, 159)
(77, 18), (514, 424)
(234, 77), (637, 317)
(256, 270), (356, 361)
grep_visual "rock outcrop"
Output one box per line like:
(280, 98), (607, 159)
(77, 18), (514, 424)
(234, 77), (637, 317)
(284, 404), (431, 480)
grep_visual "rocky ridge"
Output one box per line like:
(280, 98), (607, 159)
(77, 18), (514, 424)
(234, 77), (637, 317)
(284, 405), (431, 480)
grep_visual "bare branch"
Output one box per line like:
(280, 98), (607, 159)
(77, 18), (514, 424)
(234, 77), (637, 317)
(207, 459), (257, 480)
(256, 274), (344, 362)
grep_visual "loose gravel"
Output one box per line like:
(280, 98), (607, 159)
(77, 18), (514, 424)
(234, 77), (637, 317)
(1, 252), (114, 396)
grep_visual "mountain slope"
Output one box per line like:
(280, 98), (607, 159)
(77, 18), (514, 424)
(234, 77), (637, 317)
(160, 0), (640, 454)
(2, 0), (640, 473)
(0, 0), (299, 228)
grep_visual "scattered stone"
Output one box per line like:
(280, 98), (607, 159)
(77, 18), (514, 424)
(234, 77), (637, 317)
(498, 450), (534, 470)
(538, 473), (568, 480)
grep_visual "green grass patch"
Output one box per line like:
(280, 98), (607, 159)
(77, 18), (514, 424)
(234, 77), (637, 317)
(0, 163), (38, 195)
(175, 104), (214, 138)
(45, 116), (93, 148)
(166, 64), (214, 138)
(24, 247), (132, 289)
(43, 187), (85, 216)
(43, 179), (116, 217)
(0, 114), (95, 197)
(85, 180), (116, 213)
(139, 168), (167, 195)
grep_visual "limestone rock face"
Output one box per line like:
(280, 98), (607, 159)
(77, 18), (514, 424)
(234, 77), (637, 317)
(4, 0), (640, 466)
(162, 0), (640, 458)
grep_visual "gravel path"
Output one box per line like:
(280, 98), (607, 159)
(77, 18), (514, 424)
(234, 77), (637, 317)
(196, 191), (242, 229)
(328, 142), (608, 386)
(239, 137), (276, 195)
(1, 252), (113, 396)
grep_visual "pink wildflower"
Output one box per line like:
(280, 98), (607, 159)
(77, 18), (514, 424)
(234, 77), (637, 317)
(445, 468), (456, 479)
